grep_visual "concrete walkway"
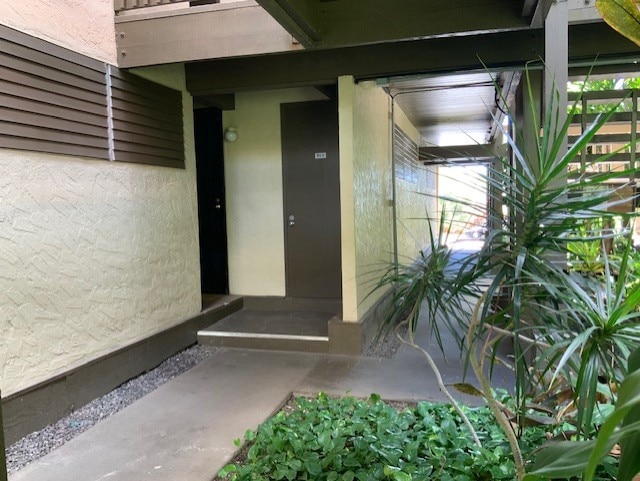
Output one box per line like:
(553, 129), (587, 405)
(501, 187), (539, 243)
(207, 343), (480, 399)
(10, 327), (512, 481)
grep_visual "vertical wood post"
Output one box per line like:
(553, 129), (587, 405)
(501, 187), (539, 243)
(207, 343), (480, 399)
(544, 0), (569, 268)
(545, 0), (569, 153)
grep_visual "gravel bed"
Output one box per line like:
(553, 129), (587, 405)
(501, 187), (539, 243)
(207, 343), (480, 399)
(6, 326), (402, 474)
(363, 322), (408, 358)
(6, 344), (218, 475)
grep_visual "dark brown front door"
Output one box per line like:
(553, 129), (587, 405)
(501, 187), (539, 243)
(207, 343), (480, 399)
(281, 100), (341, 299)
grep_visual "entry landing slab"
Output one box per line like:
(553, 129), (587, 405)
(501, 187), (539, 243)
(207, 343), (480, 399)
(198, 308), (332, 353)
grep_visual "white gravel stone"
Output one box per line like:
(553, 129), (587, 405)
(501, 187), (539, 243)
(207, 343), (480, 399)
(363, 322), (407, 358)
(6, 331), (401, 474)
(6, 344), (217, 474)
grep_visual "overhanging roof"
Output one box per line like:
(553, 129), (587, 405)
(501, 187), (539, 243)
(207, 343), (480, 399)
(389, 73), (502, 146)
(186, 22), (640, 96)
(185, 3), (639, 151)
(253, 0), (554, 49)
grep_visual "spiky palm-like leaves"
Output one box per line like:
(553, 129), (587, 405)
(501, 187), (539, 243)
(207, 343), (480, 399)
(376, 71), (640, 462)
(530, 239), (640, 435)
(374, 207), (476, 350)
(474, 72), (639, 434)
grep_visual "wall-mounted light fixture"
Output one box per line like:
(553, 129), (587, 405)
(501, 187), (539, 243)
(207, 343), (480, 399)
(224, 127), (238, 142)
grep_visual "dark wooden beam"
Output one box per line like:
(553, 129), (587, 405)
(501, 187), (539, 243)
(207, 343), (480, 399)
(569, 60), (640, 77)
(530, 0), (554, 27)
(254, 0), (320, 48)
(188, 29), (544, 96)
(420, 143), (498, 161)
(193, 93), (235, 110)
(423, 158), (494, 166)
(256, 0), (528, 49)
(187, 22), (639, 96)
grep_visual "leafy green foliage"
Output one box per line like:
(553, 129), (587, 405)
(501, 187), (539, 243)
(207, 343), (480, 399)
(596, 0), (640, 48)
(372, 207), (477, 350)
(617, 347), (640, 481)
(567, 78), (640, 114)
(374, 69), (640, 479)
(218, 394), (602, 481)
(528, 239), (640, 434)
(614, 242), (640, 298)
(568, 78), (640, 92)
(458, 70), (639, 440)
(525, 346), (640, 481)
(567, 219), (606, 275)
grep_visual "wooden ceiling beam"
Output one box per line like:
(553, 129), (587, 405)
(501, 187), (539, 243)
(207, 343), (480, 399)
(253, 0), (320, 48)
(187, 22), (639, 97)
(521, 0), (538, 17)
(420, 143), (499, 162)
(529, 0), (554, 27)
(188, 28), (545, 96)
(255, 0), (529, 50)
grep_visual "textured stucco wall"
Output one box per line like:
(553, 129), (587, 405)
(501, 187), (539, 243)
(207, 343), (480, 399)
(223, 88), (327, 296)
(339, 77), (394, 322)
(0, 0), (117, 64)
(394, 104), (438, 261)
(0, 64), (201, 396)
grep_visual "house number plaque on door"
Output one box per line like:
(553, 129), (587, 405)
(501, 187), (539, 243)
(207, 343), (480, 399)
(314, 152), (327, 159)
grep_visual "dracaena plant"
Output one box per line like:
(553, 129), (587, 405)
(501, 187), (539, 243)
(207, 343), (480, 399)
(524, 344), (640, 481)
(472, 68), (638, 432)
(376, 69), (640, 481)
(372, 206), (482, 445)
(467, 72), (639, 479)
(529, 239), (640, 433)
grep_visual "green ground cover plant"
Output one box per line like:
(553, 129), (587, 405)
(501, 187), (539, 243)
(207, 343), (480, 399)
(217, 393), (617, 481)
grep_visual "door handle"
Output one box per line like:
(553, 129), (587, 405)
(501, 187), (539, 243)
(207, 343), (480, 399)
(288, 214), (295, 226)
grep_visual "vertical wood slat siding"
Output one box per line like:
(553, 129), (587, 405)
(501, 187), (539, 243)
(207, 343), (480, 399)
(393, 124), (419, 184)
(0, 24), (185, 169)
(0, 25), (109, 160)
(110, 67), (184, 169)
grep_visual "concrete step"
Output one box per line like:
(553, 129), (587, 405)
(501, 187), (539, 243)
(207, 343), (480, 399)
(198, 329), (330, 353)
(197, 297), (337, 353)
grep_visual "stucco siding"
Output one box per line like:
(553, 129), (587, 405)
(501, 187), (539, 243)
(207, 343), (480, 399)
(339, 77), (394, 321)
(223, 88), (327, 297)
(0, 65), (200, 396)
(0, 0), (117, 65)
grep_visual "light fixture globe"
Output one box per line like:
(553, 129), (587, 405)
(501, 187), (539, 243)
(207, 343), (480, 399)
(224, 127), (238, 142)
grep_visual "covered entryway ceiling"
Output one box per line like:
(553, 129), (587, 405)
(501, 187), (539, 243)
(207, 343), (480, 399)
(385, 71), (519, 162)
(389, 73), (504, 147)
(187, 0), (640, 140)
(254, 0), (553, 50)
(207, 0), (544, 158)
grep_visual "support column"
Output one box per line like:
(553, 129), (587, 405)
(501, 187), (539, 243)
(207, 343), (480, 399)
(544, 0), (569, 269)
(545, 0), (569, 149)
(514, 71), (543, 234)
